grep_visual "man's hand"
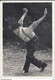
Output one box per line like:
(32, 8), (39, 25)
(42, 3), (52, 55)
(23, 8), (28, 13)
(18, 8), (28, 25)
(44, 8), (47, 17)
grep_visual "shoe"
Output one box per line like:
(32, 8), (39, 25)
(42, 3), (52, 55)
(40, 63), (47, 72)
(22, 70), (28, 76)
(24, 72), (28, 76)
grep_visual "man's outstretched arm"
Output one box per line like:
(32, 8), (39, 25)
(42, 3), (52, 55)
(18, 8), (28, 26)
(36, 8), (47, 25)
(29, 8), (47, 31)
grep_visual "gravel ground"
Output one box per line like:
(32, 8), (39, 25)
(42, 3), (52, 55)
(3, 41), (52, 77)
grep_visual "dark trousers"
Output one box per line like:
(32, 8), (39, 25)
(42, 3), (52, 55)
(23, 35), (46, 72)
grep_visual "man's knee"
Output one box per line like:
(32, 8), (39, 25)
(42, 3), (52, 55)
(26, 54), (34, 60)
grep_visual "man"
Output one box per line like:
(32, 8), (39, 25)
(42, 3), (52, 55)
(8, 8), (47, 75)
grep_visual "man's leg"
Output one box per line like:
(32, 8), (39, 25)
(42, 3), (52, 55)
(23, 53), (31, 73)
(23, 48), (47, 73)
(23, 36), (47, 73)
(23, 42), (35, 73)
(29, 36), (47, 72)
(30, 55), (47, 70)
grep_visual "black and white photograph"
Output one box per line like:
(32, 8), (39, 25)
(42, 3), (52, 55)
(3, 2), (52, 76)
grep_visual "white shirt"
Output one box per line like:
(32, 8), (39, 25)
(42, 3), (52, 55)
(13, 27), (35, 42)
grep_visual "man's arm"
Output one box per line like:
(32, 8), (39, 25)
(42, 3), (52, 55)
(36, 8), (47, 24)
(18, 8), (28, 26)
(29, 8), (47, 31)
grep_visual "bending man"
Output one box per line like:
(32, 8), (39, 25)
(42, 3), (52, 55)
(9, 8), (48, 74)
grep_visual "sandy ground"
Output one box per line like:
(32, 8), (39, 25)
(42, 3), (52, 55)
(3, 41), (52, 77)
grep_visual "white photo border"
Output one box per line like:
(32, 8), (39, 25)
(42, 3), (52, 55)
(0, 1), (55, 79)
